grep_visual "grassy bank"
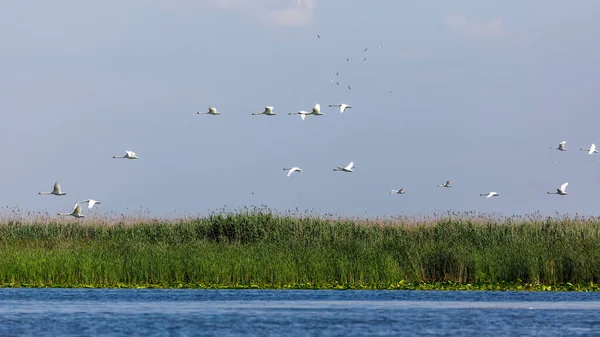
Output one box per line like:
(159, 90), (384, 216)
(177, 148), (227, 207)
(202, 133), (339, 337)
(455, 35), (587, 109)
(1, 208), (600, 290)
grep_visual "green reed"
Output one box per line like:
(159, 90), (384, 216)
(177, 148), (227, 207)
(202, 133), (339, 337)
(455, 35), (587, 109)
(1, 208), (600, 289)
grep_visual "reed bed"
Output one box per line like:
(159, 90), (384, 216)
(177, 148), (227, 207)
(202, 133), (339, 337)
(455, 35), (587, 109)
(1, 206), (600, 290)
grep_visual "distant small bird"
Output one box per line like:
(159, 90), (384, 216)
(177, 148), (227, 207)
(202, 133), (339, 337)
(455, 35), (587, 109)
(580, 143), (598, 154)
(547, 182), (569, 195)
(113, 150), (138, 159)
(362, 58), (367, 61)
(329, 104), (352, 113)
(252, 106), (276, 116)
(317, 34), (321, 38)
(348, 86), (351, 90)
(57, 203), (85, 218)
(197, 106), (220, 115)
(284, 167), (302, 177)
(77, 199), (102, 209)
(550, 141), (567, 151)
(336, 82), (340, 86)
(39, 181), (67, 196)
(346, 58), (350, 61)
(480, 192), (499, 198)
(364, 48), (368, 51)
(390, 188), (406, 194)
(333, 161), (354, 172)
(438, 181), (452, 188)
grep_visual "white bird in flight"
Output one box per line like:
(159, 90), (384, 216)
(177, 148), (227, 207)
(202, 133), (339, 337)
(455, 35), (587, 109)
(390, 188), (406, 194)
(252, 106), (276, 116)
(77, 199), (102, 209)
(283, 167), (302, 177)
(480, 192), (500, 198)
(197, 106), (220, 115)
(550, 141), (566, 151)
(39, 181), (67, 196)
(333, 161), (354, 172)
(57, 203), (85, 218)
(288, 110), (310, 120)
(329, 104), (352, 113)
(547, 182), (569, 195)
(113, 150), (138, 159)
(438, 181), (452, 188)
(580, 143), (598, 154)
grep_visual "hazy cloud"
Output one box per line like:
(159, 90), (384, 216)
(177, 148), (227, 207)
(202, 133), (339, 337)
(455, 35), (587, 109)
(444, 14), (507, 38)
(213, 0), (317, 26)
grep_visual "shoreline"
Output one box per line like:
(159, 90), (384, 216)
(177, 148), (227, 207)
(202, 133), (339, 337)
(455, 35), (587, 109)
(1, 281), (598, 291)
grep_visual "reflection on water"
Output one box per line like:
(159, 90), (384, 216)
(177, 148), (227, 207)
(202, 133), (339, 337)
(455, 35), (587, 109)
(1, 289), (600, 336)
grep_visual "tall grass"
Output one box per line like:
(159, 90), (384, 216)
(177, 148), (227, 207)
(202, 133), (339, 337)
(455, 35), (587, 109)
(1, 207), (600, 288)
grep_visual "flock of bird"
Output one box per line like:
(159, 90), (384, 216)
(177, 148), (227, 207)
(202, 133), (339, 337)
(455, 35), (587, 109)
(38, 151), (138, 218)
(35, 34), (595, 218)
(195, 107), (588, 201)
(37, 34), (369, 219)
(198, 103), (353, 120)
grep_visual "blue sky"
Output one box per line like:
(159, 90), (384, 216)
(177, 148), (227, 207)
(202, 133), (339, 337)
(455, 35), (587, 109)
(2, 0), (600, 218)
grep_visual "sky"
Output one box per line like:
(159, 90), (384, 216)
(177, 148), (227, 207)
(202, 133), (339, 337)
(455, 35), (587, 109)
(2, 0), (600, 219)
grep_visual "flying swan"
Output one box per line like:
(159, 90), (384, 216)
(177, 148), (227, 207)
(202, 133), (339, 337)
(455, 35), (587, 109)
(113, 150), (138, 159)
(329, 104), (352, 113)
(57, 203), (85, 218)
(252, 106), (276, 116)
(197, 106), (220, 115)
(39, 182), (67, 196)
(333, 161), (354, 172)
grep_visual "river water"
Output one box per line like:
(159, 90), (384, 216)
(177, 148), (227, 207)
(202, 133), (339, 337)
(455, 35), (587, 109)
(1, 289), (599, 336)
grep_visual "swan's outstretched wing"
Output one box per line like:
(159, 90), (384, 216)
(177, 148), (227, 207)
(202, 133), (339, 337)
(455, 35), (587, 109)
(301, 114), (306, 120)
(560, 182), (568, 193)
(312, 103), (320, 113)
(345, 162), (354, 170)
(73, 203), (84, 216)
(287, 167), (301, 177)
(53, 182), (61, 194)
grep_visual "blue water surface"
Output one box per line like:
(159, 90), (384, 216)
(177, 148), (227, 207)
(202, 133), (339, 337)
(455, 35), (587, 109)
(1, 289), (600, 336)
